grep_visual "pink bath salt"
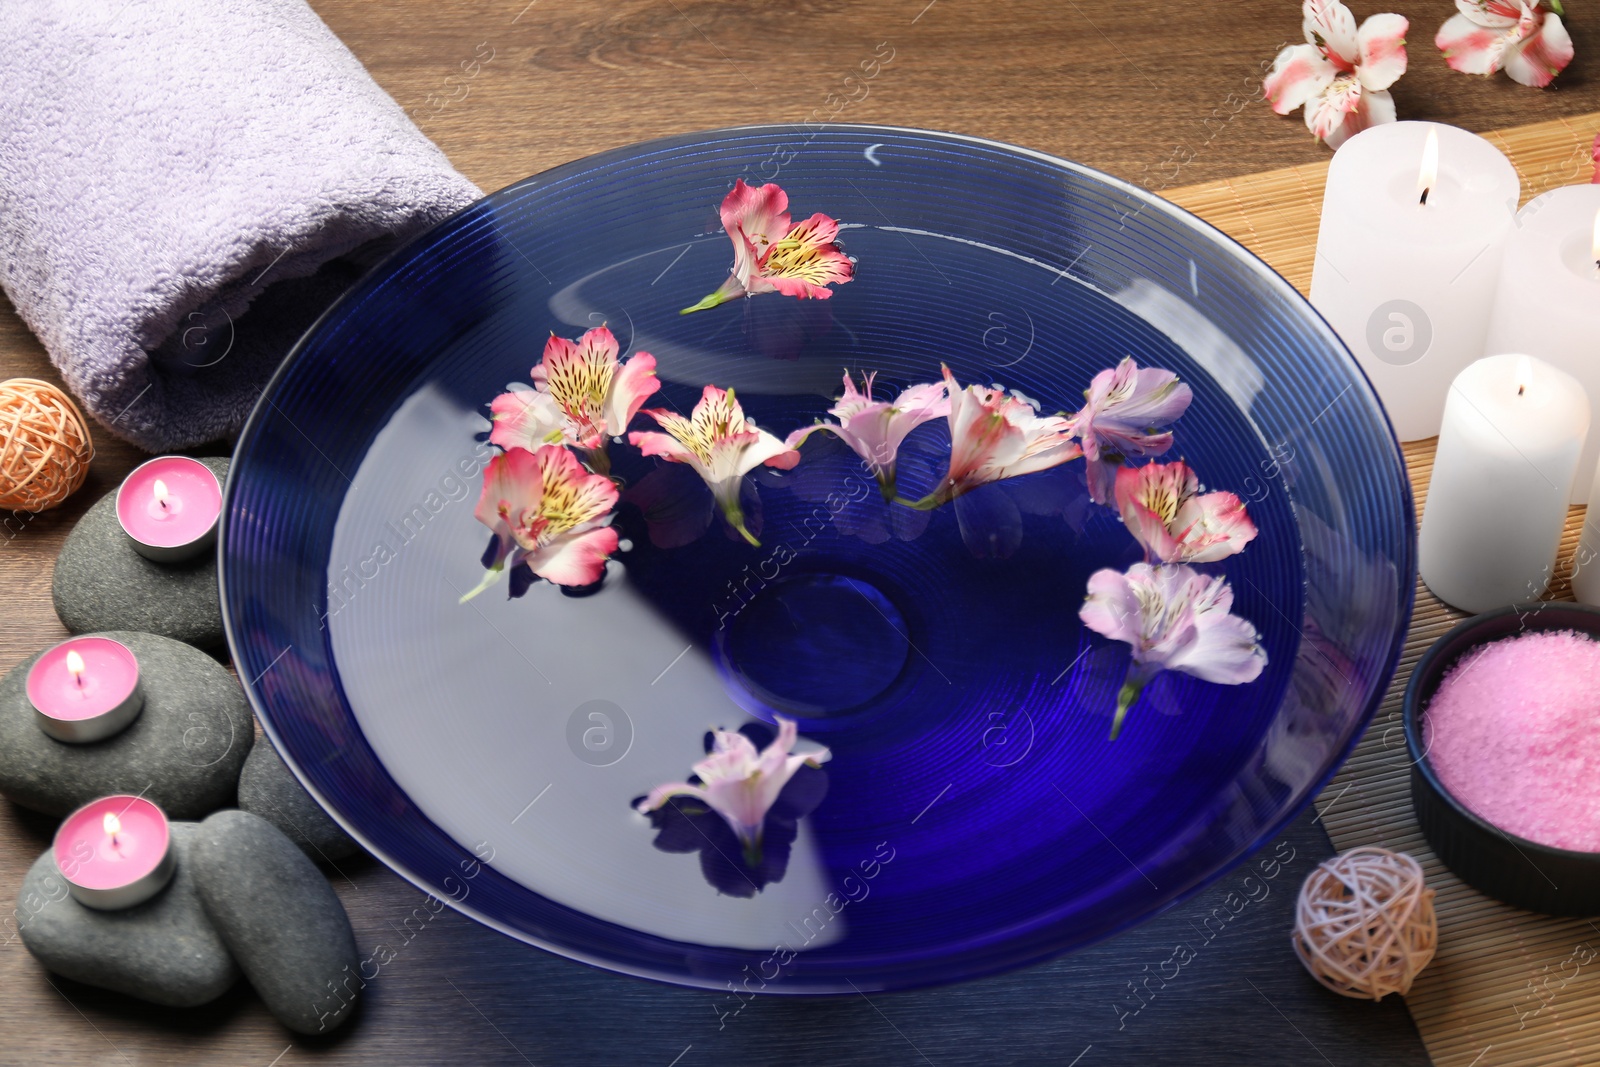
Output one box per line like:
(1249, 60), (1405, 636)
(1423, 629), (1600, 853)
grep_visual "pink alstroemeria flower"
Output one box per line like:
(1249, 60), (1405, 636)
(1115, 461), (1259, 564)
(461, 445), (620, 600)
(911, 365), (1079, 509)
(1071, 357), (1193, 505)
(1437, 0), (1573, 88)
(681, 180), (855, 314)
(489, 325), (659, 470)
(1080, 563), (1268, 740)
(1264, 0), (1410, 149)
(629, 384), (801, 545)
(635, 716), (831, 865)
(786, 370), (950, 498)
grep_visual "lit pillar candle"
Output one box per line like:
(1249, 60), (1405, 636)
(53, 795), (175, 910)
(1311, 122), (1520, 441)
(1483, 185), (1600, 503)
(25, 636), (144, 743)
(115, 456), (222, 563)
(1420, 354), (1588, 612)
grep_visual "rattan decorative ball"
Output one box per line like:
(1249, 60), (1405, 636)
(0, 378), (93, 512)
(1293, 846), (1437, 1000)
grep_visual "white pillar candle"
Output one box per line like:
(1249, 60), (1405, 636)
(1420, 354), (1588, 613)
(1483, 185), (1600, 503)
(1575, 465), (1600, 605)
(1311, 121), (1520, 442)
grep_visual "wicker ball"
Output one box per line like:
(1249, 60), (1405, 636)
(0, 378), (93, 512)
(1292, 846), (1437, 1000)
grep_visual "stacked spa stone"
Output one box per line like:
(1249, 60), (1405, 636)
(236, 741), (363, 863)
(0, 632), (252, 817)
(52, 456), (230, 651)
(16, 810), (362, 1032)
(4, 506), (368, 1036)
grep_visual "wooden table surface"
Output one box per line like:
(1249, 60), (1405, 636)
(2, 1), (1597, 1063)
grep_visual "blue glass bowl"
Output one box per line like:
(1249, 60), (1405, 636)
(221, 124), (1414, 992)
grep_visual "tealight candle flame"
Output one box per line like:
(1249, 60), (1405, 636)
(1418, 128), (1439, 206)
(65, 649), (85, 688)
(103, 812), (121, 839)
(153, 479), (170, 510)
(1516, 355), (1534, 397)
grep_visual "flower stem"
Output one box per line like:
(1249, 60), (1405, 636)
(742, 839), (764, 867)
(893, 492), (943, 511)
(680, 292), (729, 315)
(1548, 0), (1564, 15)
(680, 276), (745, 315)
(1109, 677), (1145, 741)
(724, 506), (762, 546)
(458, 564), (505, 604)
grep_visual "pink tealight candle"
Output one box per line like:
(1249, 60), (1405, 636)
(53, 795), (175, 910)
(115, 456), (222, 563)
(25, 636), (144, 743)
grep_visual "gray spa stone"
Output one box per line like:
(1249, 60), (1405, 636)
(0, 630), (253, 817)
(237, 740), (361, 863)
(191, 810), (361, 1035)
(52, 455), (228, 650)
(16, 822), (239, 1007)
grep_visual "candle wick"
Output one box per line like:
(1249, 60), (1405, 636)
(64, 650), (86, 691)
(1518, 384), (1526, 397)
(1419, 187), (1430, 207)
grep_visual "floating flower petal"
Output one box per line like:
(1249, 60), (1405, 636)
(488, 387), (567, 452)
(629, 384), (800, 545)
(635, 715), (831, 864)
(786, 370), (949, 497)
(1115, 461), (1259, 564)
(906, 366), (1078, 508)
(489, 325), (658, 456)
(1072, 357), (1193, 504)
(461, 445), (620, 599)
(1080, 563), (1268, 739)
(682, 180), (854, 313)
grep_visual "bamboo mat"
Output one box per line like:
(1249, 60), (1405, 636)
(1166, 112), (1600, 1067)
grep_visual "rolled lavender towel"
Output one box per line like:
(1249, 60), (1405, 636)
(0, 1), (482, 450)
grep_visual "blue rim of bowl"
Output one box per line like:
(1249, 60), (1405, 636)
(219, 122), (1417, 991)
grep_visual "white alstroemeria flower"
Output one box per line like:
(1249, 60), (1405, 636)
(1264, 0), (1410, 149)
(629, 384), (800, 545)
(786, 369), (949, 498)
(636, 716), (831, 864)
(1080, 563), (1268, 739)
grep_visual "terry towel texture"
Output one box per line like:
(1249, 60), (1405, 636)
(0, 0), (483, 451)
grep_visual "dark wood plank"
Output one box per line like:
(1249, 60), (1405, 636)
(4, 0), (1596, 1061)
(3, 802), (1429, 1066)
